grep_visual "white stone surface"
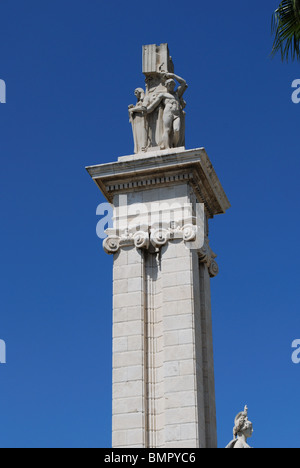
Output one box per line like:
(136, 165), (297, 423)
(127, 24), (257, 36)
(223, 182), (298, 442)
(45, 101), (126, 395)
(110, 233), (218, 448)
(87, 146), (230, 449)
(118, 146), (186, 162)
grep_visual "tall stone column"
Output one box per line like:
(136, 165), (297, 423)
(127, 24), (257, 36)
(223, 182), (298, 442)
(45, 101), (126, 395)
(86, 148), (230, 448)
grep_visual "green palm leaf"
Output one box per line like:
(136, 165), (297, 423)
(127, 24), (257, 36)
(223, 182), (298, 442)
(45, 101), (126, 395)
(272, 0), (300, 61)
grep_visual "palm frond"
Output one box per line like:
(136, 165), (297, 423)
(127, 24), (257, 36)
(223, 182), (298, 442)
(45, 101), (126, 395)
(272, 0), (300, 61)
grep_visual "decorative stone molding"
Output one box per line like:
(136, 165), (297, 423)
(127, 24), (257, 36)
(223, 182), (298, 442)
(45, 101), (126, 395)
(103, 227), (219, 277)
(199, 237), (219, 278)
(103, 224), (197, 255)
(133, 230), (150, 250)
(103, 229), (150, 254)
(150, 228), (170, 249)
(182, 223), (197, 242)
(103, 235), (120, 255)
(86, 147), (231, 217)
(105, 173), (194, 194)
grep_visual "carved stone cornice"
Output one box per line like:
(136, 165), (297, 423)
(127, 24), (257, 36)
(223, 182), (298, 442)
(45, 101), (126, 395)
(86, 148), (231, 218)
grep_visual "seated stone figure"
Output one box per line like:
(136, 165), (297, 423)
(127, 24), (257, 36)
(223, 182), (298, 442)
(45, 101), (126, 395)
(226, 405), (254, 448)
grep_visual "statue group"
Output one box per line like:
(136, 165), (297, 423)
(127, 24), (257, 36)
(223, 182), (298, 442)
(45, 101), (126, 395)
(129, 44), (188, 154)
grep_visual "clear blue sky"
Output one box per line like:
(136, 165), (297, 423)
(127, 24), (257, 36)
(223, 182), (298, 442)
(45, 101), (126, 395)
(0, 0), (299, 448)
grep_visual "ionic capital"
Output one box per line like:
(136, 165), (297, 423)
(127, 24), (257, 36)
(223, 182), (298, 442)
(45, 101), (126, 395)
(199, 238), (219, 278)
(103, 224), (197, 255)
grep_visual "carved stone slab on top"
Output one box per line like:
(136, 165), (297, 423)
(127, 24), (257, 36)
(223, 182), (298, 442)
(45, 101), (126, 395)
(143, 43), (174, 76)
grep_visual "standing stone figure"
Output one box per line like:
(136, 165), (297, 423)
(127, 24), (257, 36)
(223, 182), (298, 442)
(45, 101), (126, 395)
(128, 88), (148, 154)
(145, 72), (187, 150)
(226, 406), (254, 448)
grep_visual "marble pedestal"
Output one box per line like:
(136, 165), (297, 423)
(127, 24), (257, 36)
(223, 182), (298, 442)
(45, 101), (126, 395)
(86, 147), (230, 448)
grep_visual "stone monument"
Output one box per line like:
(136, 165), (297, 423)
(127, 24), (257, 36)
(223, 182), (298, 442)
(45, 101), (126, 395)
(86, 44), (230, 448)
(225, 406), (254, 448)
(128, 44), (187, 152)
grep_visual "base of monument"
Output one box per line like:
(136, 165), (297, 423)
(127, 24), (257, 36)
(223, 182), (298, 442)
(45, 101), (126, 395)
(118, 146), (186, 162)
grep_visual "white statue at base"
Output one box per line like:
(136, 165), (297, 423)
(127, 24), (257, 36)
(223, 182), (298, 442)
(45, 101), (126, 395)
(226, 405), (253, 448)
